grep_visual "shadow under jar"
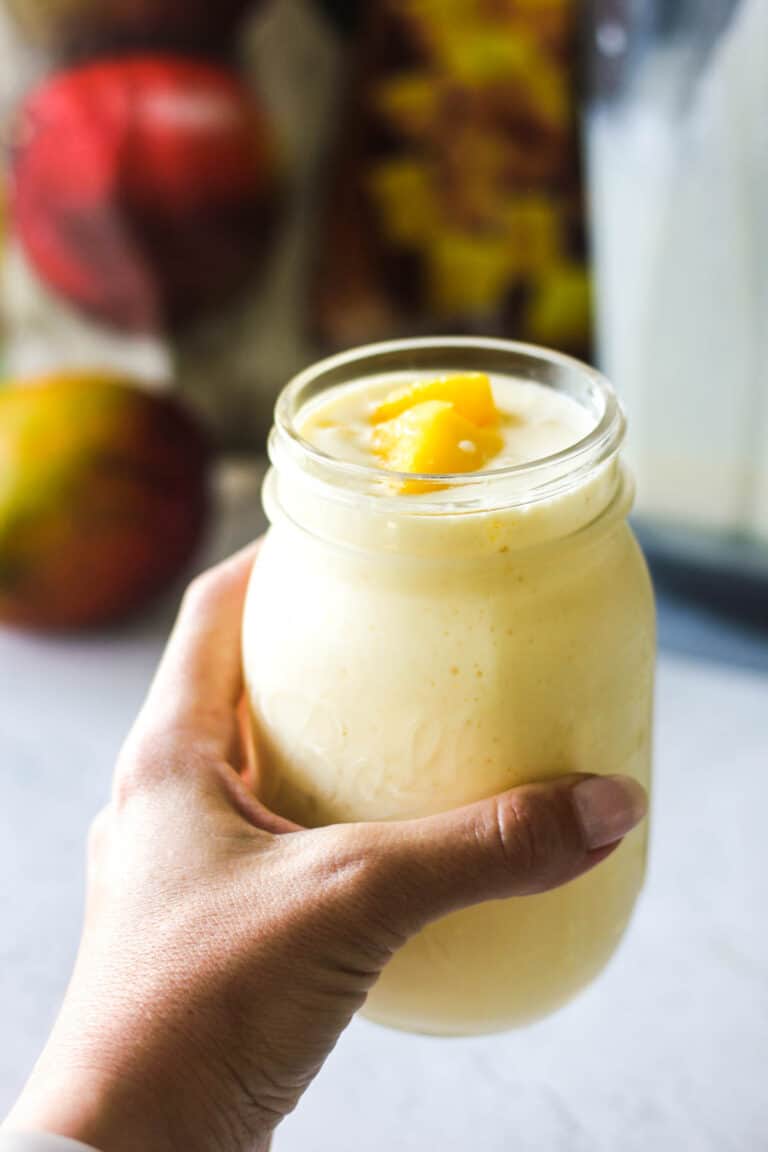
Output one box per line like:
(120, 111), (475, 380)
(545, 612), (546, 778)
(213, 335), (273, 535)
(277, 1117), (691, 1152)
(244, 337), (655, 1036)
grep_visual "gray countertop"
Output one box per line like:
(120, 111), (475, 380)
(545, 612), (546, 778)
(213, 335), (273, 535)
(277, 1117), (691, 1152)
(2, 466), (768, 1151)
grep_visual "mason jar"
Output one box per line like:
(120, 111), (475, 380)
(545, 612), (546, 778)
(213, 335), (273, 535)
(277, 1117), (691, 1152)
(243, 337), (655, 1036)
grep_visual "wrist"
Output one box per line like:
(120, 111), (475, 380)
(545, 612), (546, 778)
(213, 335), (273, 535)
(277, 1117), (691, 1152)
(6, 1043), (271, 1152)
(6, 1058), (159, 1152)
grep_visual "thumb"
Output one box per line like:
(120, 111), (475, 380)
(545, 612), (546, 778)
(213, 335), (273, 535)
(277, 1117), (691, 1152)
(361, 773), (647, 938)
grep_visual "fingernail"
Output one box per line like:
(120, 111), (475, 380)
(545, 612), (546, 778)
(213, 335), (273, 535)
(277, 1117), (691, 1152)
(572, 775), (648, 850)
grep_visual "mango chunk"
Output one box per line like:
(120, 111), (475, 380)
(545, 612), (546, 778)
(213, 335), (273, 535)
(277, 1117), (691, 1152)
(373, 400), (503, 480)
(525, 264), (592, 350)
(371, 372), (499, 427)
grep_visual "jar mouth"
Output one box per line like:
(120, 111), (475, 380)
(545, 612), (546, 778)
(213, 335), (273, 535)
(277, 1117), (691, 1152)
(272, 337), (625, 513)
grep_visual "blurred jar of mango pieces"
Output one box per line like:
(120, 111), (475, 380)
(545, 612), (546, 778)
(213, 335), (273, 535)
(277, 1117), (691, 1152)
(313, 0), (593, 359)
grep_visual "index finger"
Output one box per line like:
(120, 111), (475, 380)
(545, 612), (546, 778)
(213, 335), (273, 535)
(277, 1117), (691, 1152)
(133, 542), (261, 756)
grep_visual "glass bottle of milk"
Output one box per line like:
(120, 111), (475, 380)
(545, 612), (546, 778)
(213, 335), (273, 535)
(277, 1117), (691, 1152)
(586, 0), (768, 557)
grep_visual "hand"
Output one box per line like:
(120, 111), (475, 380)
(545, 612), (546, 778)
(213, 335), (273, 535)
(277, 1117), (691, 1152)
(5, 545), (647, 1152)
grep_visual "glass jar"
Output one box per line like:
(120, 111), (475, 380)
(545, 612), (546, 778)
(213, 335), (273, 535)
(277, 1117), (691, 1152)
(243, 337), (655, 1036)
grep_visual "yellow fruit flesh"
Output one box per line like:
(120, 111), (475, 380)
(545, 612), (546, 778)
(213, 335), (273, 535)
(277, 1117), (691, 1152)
(371, 372), (499, 427)
(373, 400), (503, 476)
(371, 369), (506, 494)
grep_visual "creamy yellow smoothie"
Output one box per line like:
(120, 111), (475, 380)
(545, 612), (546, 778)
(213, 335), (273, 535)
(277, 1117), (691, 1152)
(244, 339), (654, 1036)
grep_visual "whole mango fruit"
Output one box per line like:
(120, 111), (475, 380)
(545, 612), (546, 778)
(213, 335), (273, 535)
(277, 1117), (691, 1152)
(0, 373), (209, 631)
(3, 0), (257, 56)
(10, 57), (280, 334)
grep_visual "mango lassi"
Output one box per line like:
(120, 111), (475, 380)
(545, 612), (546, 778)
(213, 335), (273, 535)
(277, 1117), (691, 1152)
(244, 339), (654, 1035)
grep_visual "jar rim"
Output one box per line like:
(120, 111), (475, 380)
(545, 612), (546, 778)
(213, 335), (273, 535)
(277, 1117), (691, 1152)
(272, 337), (625, 513)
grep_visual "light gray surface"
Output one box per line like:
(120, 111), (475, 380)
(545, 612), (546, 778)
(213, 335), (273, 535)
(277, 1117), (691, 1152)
(0, 1136), (97, 1152)
(2, 470), (768, 1150)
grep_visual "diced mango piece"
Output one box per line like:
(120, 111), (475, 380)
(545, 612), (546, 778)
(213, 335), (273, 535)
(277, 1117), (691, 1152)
(373, 400), (503, 481)
(525, 263), (592, 351)
(373, 75), (439, 138)
(372, 372), (499, 427)
(425, 234), (514, 315)
(368, 160), (436, 246)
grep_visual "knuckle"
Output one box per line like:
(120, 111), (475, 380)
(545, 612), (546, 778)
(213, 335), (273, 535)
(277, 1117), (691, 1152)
(113, 745), (167, 807)
(112, 758), (146, 808)
(497, 790), (579, 892)
(88, 806), (112, 859)
(491, 796), (535, 876)
(181, 568), (220, 613)
(113, 730), (212, 810)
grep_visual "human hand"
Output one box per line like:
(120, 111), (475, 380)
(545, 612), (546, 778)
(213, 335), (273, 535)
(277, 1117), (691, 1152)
(6, 545), (647, 1152)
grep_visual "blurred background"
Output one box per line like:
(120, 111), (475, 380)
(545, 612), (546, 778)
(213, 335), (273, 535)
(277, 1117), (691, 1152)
(0, 0), (765, 645)
(1, 2), (767, 1150)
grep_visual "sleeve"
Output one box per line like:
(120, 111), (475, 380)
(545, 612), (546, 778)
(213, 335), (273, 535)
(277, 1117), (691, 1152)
(0, 1134), (100, 1152)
